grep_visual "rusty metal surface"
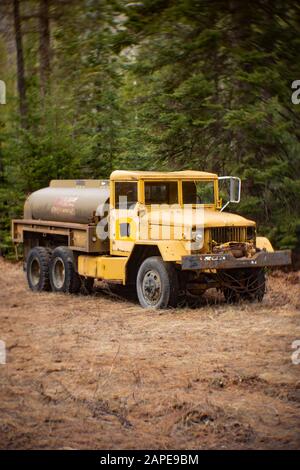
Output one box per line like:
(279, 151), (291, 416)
(13, 218), (90, 229)
(210, 226), (247, 243)
(12, 219), (107, 254)
(181, 250), (292, 270)
(24, 185), (109, 224)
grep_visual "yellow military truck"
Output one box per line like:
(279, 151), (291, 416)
(12, 170), (291, 308)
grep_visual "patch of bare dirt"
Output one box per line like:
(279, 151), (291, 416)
(0, 258), (299, 449)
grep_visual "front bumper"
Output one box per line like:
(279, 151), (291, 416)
(181, 250), (291, 271)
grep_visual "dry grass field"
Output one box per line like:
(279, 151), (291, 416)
(0, 257), (299, 449)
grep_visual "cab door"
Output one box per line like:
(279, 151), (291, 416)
(110, 180), (140, 255)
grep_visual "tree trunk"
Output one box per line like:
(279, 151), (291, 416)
(39, 0), (51, 97)
(13, 0), (27, 125)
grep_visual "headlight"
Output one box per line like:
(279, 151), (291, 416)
(190, 228), (204, 250)
(192, 229), (204, 242)
(195, 232), (203, 243)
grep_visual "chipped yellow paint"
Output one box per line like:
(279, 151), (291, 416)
(133, 240), (190, 261)
(110, 170), (218, 181)
(78, 255), (127, 282)
(256, 236), (274, 252)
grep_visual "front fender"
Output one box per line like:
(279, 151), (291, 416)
(256, 236), (274, 252)
(133, 240), (189, 261)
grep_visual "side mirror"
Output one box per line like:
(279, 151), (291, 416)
(218, 176), (241, 212)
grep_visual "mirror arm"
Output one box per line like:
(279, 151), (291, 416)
(220, 200), (230, 212)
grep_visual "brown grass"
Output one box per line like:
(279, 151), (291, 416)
(0, 257), (299, 449)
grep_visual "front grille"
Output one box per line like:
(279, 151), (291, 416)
(210, 226), (247, 244)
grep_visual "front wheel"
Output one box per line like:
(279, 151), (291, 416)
(136, 256), (179, 309)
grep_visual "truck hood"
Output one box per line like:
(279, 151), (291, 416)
(144, 207), (255, 228)
(199, 208), (255, 228)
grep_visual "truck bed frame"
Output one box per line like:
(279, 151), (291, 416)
(12, 219), (108, 255)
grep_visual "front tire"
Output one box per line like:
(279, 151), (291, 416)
(26, 247), (51, 292)
(136, 256), (178, 309)
(49, 247), (81, 294)
(222, 268), (266, 303)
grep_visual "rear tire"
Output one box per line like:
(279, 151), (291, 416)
(49, 247), (81, 294)
(136, 256), (179, 309)
(26, 247), (51, 292)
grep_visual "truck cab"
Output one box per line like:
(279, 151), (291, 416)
(109, 170), (250, 257)
(12, 170), (291, 308)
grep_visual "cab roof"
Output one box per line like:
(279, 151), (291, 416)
(110, 170), (218, 181)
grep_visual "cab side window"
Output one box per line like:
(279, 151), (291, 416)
(115, 182), (138, 209)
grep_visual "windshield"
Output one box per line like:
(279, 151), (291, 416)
(145, 181), (178, 204)
(182, 180), (215, 205)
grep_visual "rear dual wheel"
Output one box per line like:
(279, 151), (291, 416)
(49, 247), (81, 294)
(26, 247), (52, 292)
(26, 246), (93, 295)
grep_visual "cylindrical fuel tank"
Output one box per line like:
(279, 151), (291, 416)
(24, 180), (110, 224)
